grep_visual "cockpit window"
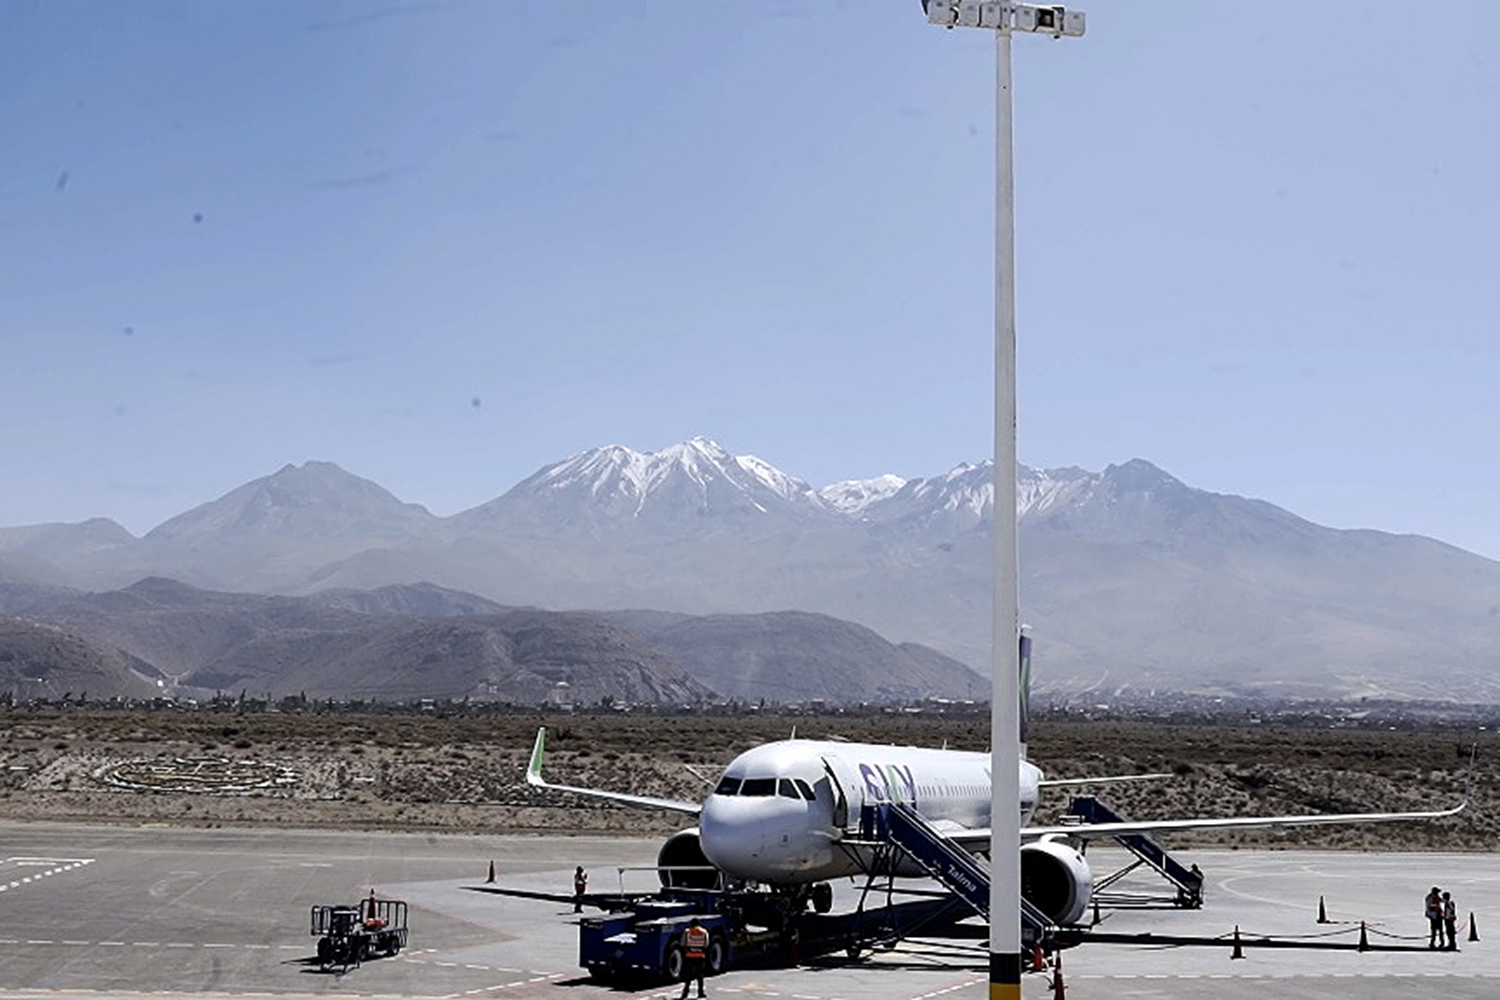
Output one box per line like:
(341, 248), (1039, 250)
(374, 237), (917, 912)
(739, 778), (776, 796)
(713, 776), (741, 796)
(794, 778), (816, 801)
(777, 778), (800, 799)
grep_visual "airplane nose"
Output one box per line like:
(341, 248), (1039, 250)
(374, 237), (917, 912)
(699, 796), (770, 876)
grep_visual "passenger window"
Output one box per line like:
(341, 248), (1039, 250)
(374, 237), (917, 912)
(778, 779), (800, 799)
(740, 778), (776, 796)
(794, 778), (816, 801)
(714, 776), (742, 796)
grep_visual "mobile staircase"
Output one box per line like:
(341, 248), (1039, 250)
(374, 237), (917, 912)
(858, 802), (1052, 948)
(1066, 794), (1203, 908)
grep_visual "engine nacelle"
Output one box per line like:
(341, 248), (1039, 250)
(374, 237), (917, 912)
(1020, 839), (1093, 926)
(656, 828), (720, 889)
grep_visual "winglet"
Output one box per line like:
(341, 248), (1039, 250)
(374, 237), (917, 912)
(526, 727), (548, 788)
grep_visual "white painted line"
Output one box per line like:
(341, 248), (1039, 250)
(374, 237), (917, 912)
(99, 941), (124, 946)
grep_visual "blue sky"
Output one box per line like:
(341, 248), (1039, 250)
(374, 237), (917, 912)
(2, 1), (1497, 557)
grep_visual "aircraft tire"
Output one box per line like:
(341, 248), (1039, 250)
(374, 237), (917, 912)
(707, 934), (728, 975)
(812, 883), (833, 914)
(663, 941), (685, 981)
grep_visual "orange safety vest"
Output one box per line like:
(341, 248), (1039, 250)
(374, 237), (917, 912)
(683, 924), (709, 960)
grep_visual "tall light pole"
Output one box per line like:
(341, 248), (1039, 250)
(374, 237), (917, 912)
(922, 4), (1084, 999)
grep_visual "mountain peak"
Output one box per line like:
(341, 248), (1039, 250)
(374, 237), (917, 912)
(145, 461), (435, 543)
(460, 438), (832, 535)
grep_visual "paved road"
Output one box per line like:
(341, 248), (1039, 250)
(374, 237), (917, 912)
(0, 822), (1496, 998)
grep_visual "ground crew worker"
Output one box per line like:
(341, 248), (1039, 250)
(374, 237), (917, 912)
(1443, 891), (1459, 951)
(679, 917), (709, 999)
(573, 866), (587, 913)
(1426, 886), (1444, 948)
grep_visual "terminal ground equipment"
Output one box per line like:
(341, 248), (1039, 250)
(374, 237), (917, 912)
(310, 895), (408, 970)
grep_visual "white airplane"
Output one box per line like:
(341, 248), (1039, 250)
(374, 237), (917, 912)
(526, 726), (1463, 926)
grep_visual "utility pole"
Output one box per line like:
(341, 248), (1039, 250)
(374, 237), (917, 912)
(921, 4), (1085, 998)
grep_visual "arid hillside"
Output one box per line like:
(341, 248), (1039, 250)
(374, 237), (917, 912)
(0, 710), (1487, 851)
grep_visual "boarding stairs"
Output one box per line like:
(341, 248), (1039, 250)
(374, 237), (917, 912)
(860, 802), (1051, 945)
(1066, 794), (1203, 908)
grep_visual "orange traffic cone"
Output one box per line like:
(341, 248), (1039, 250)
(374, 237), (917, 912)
(1051, 950), (1066, 999)
(1317, 896), (1329, 923)
(1358, 920), (1369, 952)
(1231, 925), (1244, 959)
(1032, 942), (1047, 972)
(1470, 911), (1480, 942)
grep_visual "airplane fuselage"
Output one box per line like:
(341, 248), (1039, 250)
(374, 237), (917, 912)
(698, 739), (1041, 885)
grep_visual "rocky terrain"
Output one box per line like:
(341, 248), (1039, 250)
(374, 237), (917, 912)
(0, 710), (1487, 851)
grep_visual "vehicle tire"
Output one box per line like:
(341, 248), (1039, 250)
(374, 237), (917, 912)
(707, 934), (728, 975)
(663, 941), (685, 981)
(812, 883), (833, 914)
(317, 938), (332, 964)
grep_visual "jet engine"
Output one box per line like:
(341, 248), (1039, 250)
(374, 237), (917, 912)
(1019, 839), (1093, 925)
(656, 828), (720, 889)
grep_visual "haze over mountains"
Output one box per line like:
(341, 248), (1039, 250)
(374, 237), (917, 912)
(3, 437), (1500, 704)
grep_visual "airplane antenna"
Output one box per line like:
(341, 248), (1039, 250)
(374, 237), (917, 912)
(789, 725), (797, 740)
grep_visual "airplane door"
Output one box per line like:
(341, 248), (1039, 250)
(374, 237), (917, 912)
(821, 757), (849, 830)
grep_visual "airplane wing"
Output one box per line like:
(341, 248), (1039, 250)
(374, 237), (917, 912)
(1038, 773), (1174, 788)
(1023, 801), (1466, 842)
(525, 727), (702, 816)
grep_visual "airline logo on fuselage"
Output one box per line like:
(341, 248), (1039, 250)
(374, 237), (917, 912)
(858, 762), (916, 804)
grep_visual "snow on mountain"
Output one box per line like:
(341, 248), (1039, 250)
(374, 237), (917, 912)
(458, 437), (835, 534)
(819, 475), (908, 515)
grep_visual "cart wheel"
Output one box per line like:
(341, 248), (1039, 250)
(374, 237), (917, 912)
(707, 935), (728, 975)
(317, 938), (332, 964)
(663, 941), (685, 980)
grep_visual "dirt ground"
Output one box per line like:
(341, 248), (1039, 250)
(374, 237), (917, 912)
(0, 710), (1489, 851)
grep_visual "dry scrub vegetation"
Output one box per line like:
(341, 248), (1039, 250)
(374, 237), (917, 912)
(0, 711), (1489, 850)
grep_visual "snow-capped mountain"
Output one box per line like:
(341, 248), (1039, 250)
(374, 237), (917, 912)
(818, 475), (908, 515)
(6, 438), (1500, 702)
(454, 437), (837, 537)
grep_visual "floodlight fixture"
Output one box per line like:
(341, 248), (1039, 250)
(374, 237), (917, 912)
(923, 1), (1085, 37)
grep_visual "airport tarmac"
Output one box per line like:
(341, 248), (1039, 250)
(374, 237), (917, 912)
(0, 820), (1497, 998)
